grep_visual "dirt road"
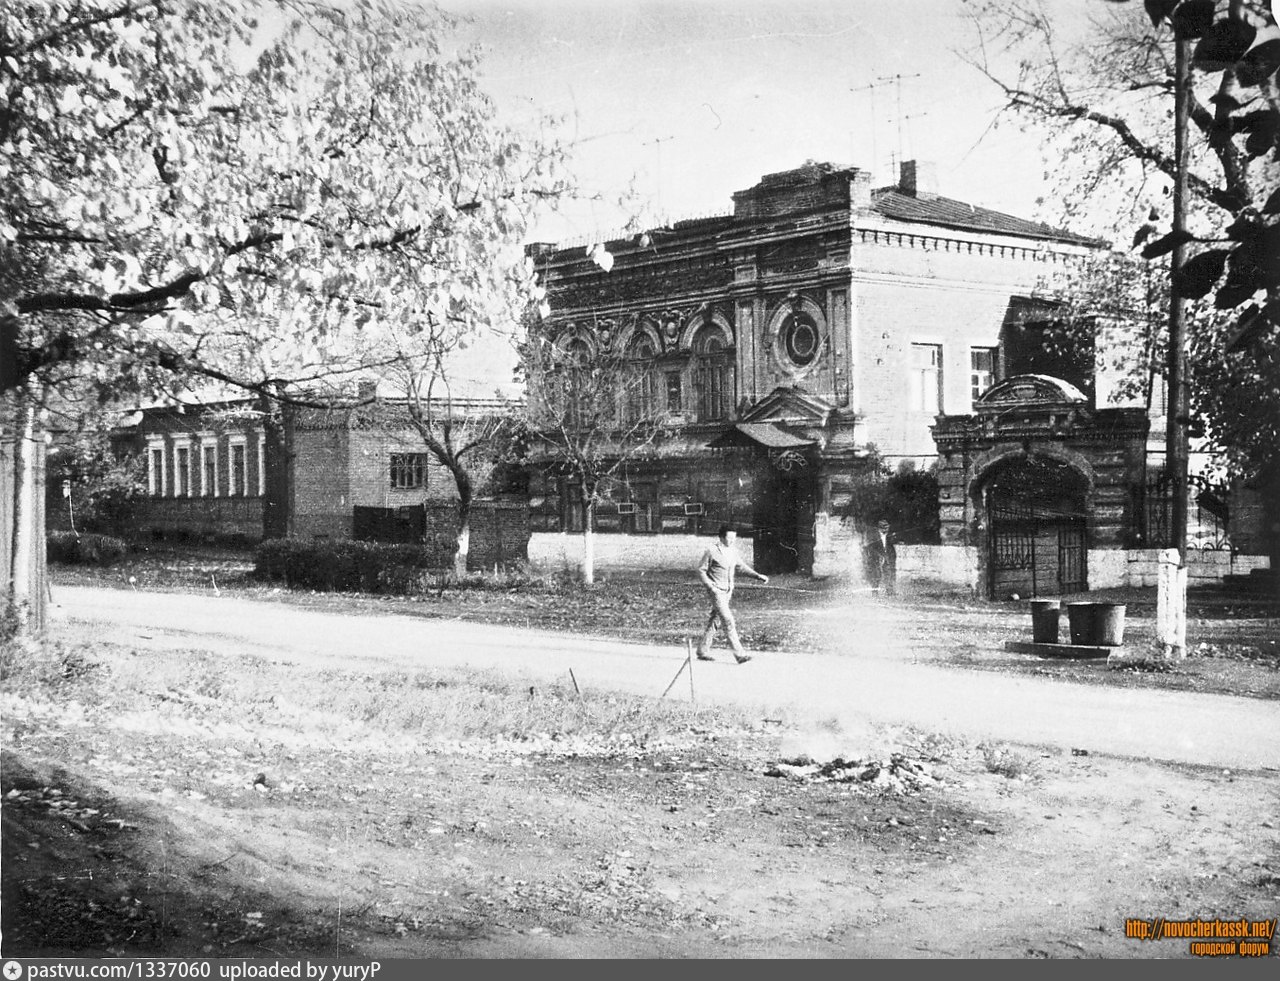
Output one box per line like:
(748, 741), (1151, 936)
(55, 585), (1280, 770)
(8, 583), (1278, 958)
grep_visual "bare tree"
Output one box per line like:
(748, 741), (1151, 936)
(519, 327), (676, 585)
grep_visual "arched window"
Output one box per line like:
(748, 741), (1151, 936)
(562, 337), (593, 428)
(693, 326), (735, 422)
(626, 333), (659, 421)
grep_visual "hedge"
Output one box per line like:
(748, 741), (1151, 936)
(47, 531), (128, 566)
(254, 538), (444, 594)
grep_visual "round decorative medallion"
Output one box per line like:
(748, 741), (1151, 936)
(781, 313), (820, 367)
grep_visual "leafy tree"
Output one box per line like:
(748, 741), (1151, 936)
(519, 326), (677, 585)
(964, 0), (1280, 561)
(1, 0), (569, 630)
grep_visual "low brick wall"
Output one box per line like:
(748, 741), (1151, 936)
(529, 532), (715, 573)
(342, 500), (529, 571)
(895, 544), (981, 592)
(1126, 549), (1271, 588)
(127, 497), (265, 543)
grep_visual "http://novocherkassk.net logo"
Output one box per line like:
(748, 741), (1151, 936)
(1126, 916), (1276, 957)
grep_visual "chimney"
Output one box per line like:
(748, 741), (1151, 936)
(899, 160), (938, 198)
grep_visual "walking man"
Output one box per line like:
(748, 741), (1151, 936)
(696, 524), (768, 664)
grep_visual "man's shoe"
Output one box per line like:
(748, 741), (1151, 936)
(734, 653), (753, 664)
(696, 652), (717, 662)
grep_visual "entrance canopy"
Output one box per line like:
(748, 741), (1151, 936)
(706, 422), (816, 451)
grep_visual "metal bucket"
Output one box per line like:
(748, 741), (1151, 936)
(1067, 602), (1126, 646)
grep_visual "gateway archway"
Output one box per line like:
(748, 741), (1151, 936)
(981, 455), (1088, 599)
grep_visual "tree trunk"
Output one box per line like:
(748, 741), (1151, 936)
(581, 496), (595, 585)
(260, 394), (293, 540)
(8, 395), (47, 637)
(453, 512), (471, 578)
(452, 472), (474, 578)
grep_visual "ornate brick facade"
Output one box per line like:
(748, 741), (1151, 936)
(529, 161), (1102, 579)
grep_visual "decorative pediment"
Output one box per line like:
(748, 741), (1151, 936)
(975, 374), (1087, 411)
(740, 386), (835, 425)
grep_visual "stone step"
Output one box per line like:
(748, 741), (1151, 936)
(1004, 640), (1112, 660)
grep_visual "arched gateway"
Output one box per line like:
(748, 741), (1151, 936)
(932, 375), (1150, 599)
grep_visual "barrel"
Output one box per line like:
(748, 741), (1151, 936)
(1030, 599), (1061, 644)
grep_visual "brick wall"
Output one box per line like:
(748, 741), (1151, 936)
(422, 500), (530, 571)
(291, 426), (351, 539)
(852, 254), (1041, 462)
(128, 497), (266, 542)
(1125, 549), (1271, 587)
(529, 531), (713, 573)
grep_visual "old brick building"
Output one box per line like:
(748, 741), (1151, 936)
(94, 391), (529, 568)
(526, 160), (1108, 580)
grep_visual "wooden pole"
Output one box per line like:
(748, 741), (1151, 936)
(686, 637), (695, 702)
(1160, 34), (1192, 659)
(661, 652), (690, 699)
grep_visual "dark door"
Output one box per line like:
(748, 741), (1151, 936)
(753, 466), (816, 575)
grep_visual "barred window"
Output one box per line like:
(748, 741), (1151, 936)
(390, 453), (427, 489)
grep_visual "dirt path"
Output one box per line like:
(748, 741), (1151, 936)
(55, 585), (1280, 770)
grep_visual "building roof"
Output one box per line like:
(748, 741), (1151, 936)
(706, 422), (816, 450)
(871, 189), (1103, 247)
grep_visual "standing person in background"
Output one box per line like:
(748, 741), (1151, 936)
(864, 518), (897, 595)
(695, 524), (768, 664)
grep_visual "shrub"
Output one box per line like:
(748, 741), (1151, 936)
(46, 531), (128, 566)
(254, 538), (443, 594)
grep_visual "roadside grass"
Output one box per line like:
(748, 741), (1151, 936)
(979, 743), (1037, 781)
(2, 631), (766, 755)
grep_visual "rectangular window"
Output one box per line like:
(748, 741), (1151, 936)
(565, 482), (587, 533)
(696, 363), (734, 422)
(231, 442), (247, 497)
(202, 443), (218, 497)
(175, 447), (190, 497)
(697, 480), (729, 535)
(970, 347), (997, 405)
(390, 453), (427, 489)
(665, 371), (683, 413)
(629, 369), (658, 422)
(910, 343), (943, 413)
(149, 446), (165, 497)
(626, 482), (658, 534)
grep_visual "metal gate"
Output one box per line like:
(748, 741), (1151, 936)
(988, 499), (1087, 599)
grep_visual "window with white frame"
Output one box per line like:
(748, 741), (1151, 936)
(175, 445), (191, 497)
(909, 343), (943, 413)
(257, 433), (266, 497)
(230, 441), (247, 496)
(970, 347), (998, 405)
(148, 443), (166, 497)
(201, 440), (218, 497)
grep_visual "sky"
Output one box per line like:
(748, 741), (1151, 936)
(439, 0), (1094, 244)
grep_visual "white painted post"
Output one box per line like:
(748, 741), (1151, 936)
(1156, 547), (1187, 659)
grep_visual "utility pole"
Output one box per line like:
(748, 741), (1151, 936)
(1159, 33), (1192, 659)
